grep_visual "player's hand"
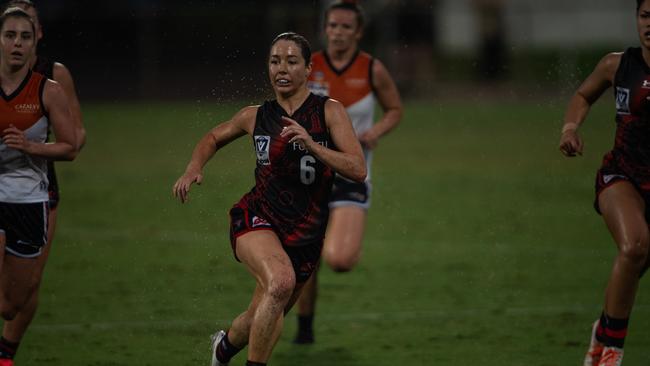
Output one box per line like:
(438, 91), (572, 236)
(280, 116), (314, 151)
(2, 125), (34, 154)
(359, 129), (379, 149)
(559, 129), (584, 157)
(172, 168), (203, 203)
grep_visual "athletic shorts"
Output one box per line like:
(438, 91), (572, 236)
(229, 205), (321, 283)
(329, 175), (371, 210)
(47, 161), (60, 209)
(594, 161), (650, 221)
(0, 202), (49, 258)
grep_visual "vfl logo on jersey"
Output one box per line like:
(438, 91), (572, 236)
(615, 87), (630, 115)
(643, 80), (650, 89)
(251, 216), (272, 228)
(307, 81), (329, 97)
(254, 135), (271, 165)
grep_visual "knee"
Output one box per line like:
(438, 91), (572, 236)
(265, 272), (296, 303)
(323, 252), (357, 273)
(618, 236), (650, 268)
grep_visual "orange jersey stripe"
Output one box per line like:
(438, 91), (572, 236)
(308, 50), (373, 107)
(0, 70), (46, 132)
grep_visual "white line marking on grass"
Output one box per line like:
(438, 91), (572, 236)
(30, 304), (650, 333)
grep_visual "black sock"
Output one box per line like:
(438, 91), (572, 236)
(246, 361), (266, 366)
(297, 314), (313, 335)
(603, 313), (629, 348)
(215, 331), (241, 363)
(0, 337), (19, 360)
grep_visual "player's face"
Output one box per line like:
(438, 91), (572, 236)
(639, 1), (650, 50)
(0, 17), (35, 70)
(268, 40), (312, 97)
(325, 9), (362, 53)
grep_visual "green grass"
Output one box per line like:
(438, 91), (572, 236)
(13, 98), (650, 365)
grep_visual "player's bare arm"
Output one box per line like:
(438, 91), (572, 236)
(281, 99), (365, 183)
(359, 59), (402, 149)
(560, 52), (622, 157)
(173, 105), (257, 203)
(53, 62), (86, 151)
(3, 80), (77, 161)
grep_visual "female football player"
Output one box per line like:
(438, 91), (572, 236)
(559, 0), (650, 364)
(173, 32), (365, 366)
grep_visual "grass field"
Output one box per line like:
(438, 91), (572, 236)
(13, 97), (650, 365)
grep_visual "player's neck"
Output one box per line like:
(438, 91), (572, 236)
(327, 46), (357, 67)
(0, 62), (29, 91)
(277, 87), (310, 115)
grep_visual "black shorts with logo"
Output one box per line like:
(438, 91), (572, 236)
(229, 204), (321, 283)
(0, 202), (49, 258)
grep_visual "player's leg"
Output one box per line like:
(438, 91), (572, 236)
(322, 206), (367, 272)
(587, 181), (649, 365)
(293, 266), (318, 344)
(294, 206), (366, 343)
(234, 230), (296, 364)
(1, 207), (56, 354)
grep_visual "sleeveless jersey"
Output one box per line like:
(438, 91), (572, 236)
(237, 93), (335, 247)
(0, 70), (49, 203)
(603, 47), (650, 187)
(308, 50), (375, 178)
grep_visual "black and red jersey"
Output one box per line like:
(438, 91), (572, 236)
(236, 93), (335, 247)
(604, 47), (650, 187)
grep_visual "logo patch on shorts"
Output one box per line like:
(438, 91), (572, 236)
(603, 174), (627, 184)
(616, 87), (630, 115)
(254, 135), (271, 165)
(251, 216), (271, 228)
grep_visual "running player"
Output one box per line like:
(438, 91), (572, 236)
(0, 7), (76, 366)
(294, 0), (403, 343)
(172, 32), (365, 366)
(559, 1), (650, 365)
(0, 2), (84, 364)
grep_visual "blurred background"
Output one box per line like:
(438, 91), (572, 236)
(33, 0), (638, 101)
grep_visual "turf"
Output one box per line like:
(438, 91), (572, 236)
(14, 98), (650, 365)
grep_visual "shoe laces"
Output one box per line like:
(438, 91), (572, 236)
(598, 347), (623, 366)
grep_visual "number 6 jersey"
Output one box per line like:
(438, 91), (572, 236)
(236, 93), (335, 247)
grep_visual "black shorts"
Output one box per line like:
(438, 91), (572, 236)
(47, 161), (60, 209)
(0, 202), (49, 258)
(229, 205), (321, 283)
(594, 162), (650, 221)
(329, 175), (371, 209)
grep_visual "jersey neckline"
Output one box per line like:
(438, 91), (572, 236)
(322, 49), (361, 76)
(1, 69), (33, 102)
(272, 92), (315, 119)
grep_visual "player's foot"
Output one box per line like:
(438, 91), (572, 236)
(292, 330), (314, 345)
(597, 346), (623, 366)
(0, 359), (14, 366)
(210, 330), (228, 366)
(584, 320), (605, 366)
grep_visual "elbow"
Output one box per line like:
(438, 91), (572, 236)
(352, 164), (367, 183)
(63, 145), (78, 161)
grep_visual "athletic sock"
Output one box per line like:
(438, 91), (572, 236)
(293, 314), (315, 344)
(595, 312), (607, 344)
(215, 331), (241, 363)
(602, 314), (629, 348)
(246, 361), (266, 366)
(0, 337), (19, 360)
